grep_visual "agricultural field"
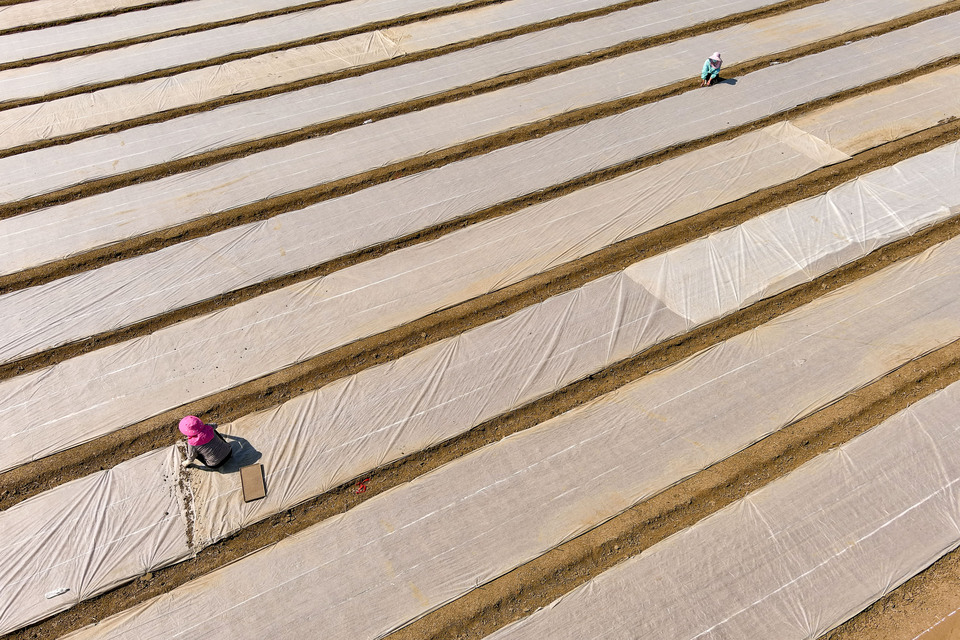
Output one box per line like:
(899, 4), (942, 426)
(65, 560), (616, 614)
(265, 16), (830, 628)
(3, 0), (960, 638)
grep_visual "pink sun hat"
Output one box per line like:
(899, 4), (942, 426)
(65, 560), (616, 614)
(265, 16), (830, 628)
(179, 415), (214, 447)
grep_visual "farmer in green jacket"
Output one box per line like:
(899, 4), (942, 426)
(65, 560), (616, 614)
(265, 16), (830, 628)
(700, 52), (722, 87)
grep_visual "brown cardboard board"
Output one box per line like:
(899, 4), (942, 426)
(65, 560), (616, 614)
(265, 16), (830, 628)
(240, 463), (266, 502)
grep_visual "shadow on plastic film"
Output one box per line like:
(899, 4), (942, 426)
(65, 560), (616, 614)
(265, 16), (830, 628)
(218, 433), (262, 474)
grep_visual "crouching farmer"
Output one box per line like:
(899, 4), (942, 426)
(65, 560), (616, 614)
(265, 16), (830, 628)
(700, 52), (722, 87)
(179, 415), (233, 469)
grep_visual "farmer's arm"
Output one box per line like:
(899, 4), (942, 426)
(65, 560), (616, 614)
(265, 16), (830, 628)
(181, 443), (197, 467)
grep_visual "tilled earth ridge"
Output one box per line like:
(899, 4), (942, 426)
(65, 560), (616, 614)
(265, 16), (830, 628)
(3, 1), (960, 639)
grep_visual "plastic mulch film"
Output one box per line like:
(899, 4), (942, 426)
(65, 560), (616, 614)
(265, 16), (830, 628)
(0, 130), (835, 635)
(0, 0), (476, 65)
(0, 0), (171, 31)
(0, 0), (626, 104)
(0, 122), (848, 365)
(6, 58), (960, 368)
(172, 138), (960, 547)
(0, 125), (844, 471)
(0, 448), (189, 637)
(2, 129), (959, 474)
(1, 0), (947, 204)
(60, 235), (960, 640)
(4, 6), (958, 271)
(488, 381), (960, 640)
(0, 0), (785, 151)
(790, 64), (960, 155)
(7, 144), (959, 633)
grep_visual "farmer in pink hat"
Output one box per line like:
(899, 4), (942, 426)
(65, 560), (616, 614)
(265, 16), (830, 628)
(700, 52), (722, 87)
(179, 415), (233, 469)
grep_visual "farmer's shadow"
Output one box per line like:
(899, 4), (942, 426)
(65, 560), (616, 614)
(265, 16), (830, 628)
(715, 77), (738, 86)
(217, 433), (262, 473)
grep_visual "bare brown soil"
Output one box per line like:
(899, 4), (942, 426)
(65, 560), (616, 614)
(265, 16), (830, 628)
(4, 4), (960, 640)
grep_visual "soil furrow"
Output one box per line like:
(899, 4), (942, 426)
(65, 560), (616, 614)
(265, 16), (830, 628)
(0, 77), (958, 389)
(0, 0), (452, 72)
(0, 0), (197, 37)
(2, 115), (959, 511)
(8, 263), (960, 640)
(0, 0), (824, 157)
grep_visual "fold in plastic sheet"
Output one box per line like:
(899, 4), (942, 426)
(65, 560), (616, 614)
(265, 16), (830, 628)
(0, 0), (782, 151)
(61, 236), (960, 640)
(5, 6), (959, 275)
(7, 56), (960, 369)
(0, 0), (618, 104)
(0, 121), (848, 365)
(791, 64), (960, 155)
(0, 448), (188, 637)
(489, 382), (960, 640)
(0, 0), (167, 31)
(3, 132), (960, 475)
(0, 0), (471, 65)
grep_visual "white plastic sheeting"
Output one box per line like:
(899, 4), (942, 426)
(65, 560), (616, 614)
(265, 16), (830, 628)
(4, 5), (958, 271)
(60, 235), (960, 640)
(0, 0), (777, 150)
(0, 448), (188, 637)
(0, 116), (956, 468)
(0, 0), (883, 200)
(0, 122), (849, 364)
(791, 64), (960, 154)
(6, 58), (960, 368)
(0, 128), (844, 636)
(0, 0), (170, 31)
(6, 137), (959, 634)
(0, 125), (846, 471)
(489, 382), (960, 640)
(0, 0), (471, 65)
(0, 0), (617, 103)
(100, 137), (960, 548)
(3, 124), (959, 474)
